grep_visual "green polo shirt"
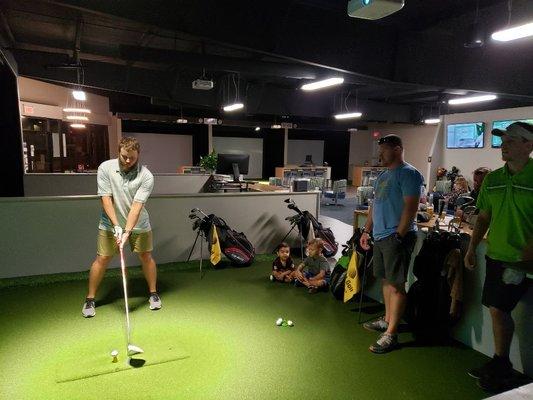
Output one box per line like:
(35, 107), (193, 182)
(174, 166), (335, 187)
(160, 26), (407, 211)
(97, 159), (154, 233)
(476, 158), (533, 262)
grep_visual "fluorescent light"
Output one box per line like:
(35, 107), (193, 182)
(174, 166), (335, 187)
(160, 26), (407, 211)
(63, 108), (91, 113)
(255, 127), (261, 131)
(334, 112), (363, 120)
(448, 94), (497, 105)
(223, 103), (244, 112)
(70, 123), (86, 129)
(424, 118), (441, 124)
(72, 90), (86, 101)
(271, 124), (282, 129)
(492, 22), (533, 42)
(66, 115), (89, 121)
(176, 118), (188, 124)
(301, 77), (344, 91)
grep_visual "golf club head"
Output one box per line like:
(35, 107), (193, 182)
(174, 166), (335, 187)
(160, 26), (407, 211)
(127, 344), (144, 357)
(284, 198), (291, 204)
(190, 207), (199, 213)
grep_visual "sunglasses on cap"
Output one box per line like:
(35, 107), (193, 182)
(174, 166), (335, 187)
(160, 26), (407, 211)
(377, 136), (402, 147)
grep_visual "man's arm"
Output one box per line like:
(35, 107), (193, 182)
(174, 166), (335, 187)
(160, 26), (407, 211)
(101, 196), (120, 227)
(124, 201), (145, 234)
(464, 210), (491, 269)
(397, 195), (420, 237)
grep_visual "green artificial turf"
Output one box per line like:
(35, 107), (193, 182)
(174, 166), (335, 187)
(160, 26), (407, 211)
(0, 256), (490, 400)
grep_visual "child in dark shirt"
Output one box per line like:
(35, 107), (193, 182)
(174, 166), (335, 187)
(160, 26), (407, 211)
(270, 242), (295, 283)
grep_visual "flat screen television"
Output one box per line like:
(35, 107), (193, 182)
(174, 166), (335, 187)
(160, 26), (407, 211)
(446, 122), (485, 149)
(491, 119), (533, 147)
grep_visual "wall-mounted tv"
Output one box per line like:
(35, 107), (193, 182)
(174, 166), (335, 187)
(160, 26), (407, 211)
(491, 119), (533, 147)
(446, 122), (485, 149)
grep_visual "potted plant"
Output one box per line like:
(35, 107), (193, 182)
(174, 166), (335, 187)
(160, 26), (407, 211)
(199, 150), (218, 173)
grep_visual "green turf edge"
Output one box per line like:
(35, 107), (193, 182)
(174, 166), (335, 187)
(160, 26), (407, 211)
(0, 254), (276, 289)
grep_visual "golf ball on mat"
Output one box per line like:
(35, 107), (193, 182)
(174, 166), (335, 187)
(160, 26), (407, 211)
(111, 350), (119, 357)
(276, 318), (283, 326)
(287, 320), (294, 327)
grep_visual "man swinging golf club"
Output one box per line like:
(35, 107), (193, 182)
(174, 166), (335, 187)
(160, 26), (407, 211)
(82, 137), (162, 321)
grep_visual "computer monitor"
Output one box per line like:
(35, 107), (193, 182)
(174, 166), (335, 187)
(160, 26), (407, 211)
(304, 155), (313, 164)
(216, 153), (250, 182)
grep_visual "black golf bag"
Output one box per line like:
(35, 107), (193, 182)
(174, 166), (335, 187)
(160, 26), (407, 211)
(406, 230), (468, 343)
(191, 211), (255, 266)
(285, 199), (338, 257)
(330, 228), (373, 301)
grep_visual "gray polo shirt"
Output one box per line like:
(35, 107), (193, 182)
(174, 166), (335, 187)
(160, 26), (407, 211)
(97, 159), (154, 232)
(303, 255), (330, 275)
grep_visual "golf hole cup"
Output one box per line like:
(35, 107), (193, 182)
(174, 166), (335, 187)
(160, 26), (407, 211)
(111, 350), (119, 363)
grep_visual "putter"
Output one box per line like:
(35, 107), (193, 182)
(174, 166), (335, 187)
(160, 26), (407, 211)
(119, 245), (144, 357)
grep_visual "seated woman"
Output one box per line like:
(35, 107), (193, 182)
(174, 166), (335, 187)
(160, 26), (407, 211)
(445, 176), (470, 212)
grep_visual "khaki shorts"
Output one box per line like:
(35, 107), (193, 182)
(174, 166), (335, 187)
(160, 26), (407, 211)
(97, 229), (153, 256)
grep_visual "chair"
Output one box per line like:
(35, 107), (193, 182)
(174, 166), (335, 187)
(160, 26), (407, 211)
(323, 179), (347, 206)
(308, 177), (325, 192)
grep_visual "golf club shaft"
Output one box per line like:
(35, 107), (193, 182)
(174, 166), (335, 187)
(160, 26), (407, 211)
(119, 246), (131, 345)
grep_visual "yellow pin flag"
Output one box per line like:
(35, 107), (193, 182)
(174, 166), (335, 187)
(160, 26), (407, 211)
(210, 225), (222, 266)
(343, 248), (361, 303)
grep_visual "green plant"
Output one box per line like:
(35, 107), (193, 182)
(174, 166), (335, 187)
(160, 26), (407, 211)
(199, 150), (218, 172)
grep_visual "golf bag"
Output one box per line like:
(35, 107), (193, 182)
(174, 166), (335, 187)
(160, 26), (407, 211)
(330, 228), (372, 301)
(406, 230), (467, 343)
(190, 210), (255, 266)
(284, 199), (338, 257)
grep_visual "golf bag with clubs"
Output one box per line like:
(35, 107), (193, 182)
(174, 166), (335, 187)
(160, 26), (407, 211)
(189, 208), (255, 266)
(283, 198), (338, 257)
(406, 229), (468, 343)
(329, 228), (373, 301)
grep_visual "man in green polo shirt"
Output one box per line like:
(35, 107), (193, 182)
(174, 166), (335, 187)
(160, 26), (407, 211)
(82, 137), (161, 318)
(465, 121), (533, 392)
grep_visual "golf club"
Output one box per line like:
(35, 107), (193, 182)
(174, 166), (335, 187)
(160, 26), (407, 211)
(119, 244), (144, 357)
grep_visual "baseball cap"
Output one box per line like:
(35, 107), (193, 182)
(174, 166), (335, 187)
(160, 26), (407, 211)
(377, 134), (403, 147)
(492, 121), (533, 141)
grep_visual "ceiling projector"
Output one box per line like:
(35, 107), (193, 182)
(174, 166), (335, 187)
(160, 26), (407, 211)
(347, 0), (405, 20)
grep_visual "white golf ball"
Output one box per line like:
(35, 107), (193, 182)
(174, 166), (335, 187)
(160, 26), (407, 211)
(287, 320), (294, 327)
(276, 318), (283, 326)
(111, 350), (119, 357)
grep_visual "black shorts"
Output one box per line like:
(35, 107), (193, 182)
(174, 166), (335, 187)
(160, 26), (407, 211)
(373, 231), (417, 286)
(482, 257), (530, 312)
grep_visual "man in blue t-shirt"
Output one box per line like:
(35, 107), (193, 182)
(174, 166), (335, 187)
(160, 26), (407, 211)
(360, 134), (424, 353)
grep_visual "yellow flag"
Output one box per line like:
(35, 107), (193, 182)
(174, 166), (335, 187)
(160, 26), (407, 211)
(343, 249), (361, 303)
(210, 226), (222, 265)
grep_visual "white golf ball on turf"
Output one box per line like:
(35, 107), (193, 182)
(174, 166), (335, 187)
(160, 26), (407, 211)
(287, 320), (294, 327)
(111, 350), (119, 357)
(276, 318), (283, 326)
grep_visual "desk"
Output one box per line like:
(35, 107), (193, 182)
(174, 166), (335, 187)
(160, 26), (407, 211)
(353, 209), (475, 236)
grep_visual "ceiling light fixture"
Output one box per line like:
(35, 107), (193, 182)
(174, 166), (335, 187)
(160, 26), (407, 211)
(223, 102), (244, 112)
(176, 118), (188, 124)
(72, 90), (86, 101)
(492, 21), (533, 42)
(301, 77), (344, 91)
(271, 124), (282, 129)
(70, 123), (86, 129)
(66, 115), (89, 121)
(63, 108), (91, 113)
(255, 127), (261, 131)
(448, 94), (497, 105)
(424, 118), (441, 125)
(334, 112), (363, 120)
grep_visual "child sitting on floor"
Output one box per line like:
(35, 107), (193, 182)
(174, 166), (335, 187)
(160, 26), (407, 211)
(270, 242), (295, 283)
(294, 238), (330, 293)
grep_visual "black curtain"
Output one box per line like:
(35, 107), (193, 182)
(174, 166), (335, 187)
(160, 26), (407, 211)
(0, 58), (24, 196)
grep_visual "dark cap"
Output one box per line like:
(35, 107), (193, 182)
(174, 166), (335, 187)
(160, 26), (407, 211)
(492, 121), (533, 141)
(378, 134), (403, 147)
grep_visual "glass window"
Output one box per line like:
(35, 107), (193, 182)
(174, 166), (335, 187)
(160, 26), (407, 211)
(22, 117), (109, 173)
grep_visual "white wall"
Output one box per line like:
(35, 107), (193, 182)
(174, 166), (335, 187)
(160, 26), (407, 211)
(348, 130), (373, 179)
(213, 136), (263, 179)
(125, 132), (193, 173)
(441, 106), (533, 185)
(287, 139), (324, 166)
